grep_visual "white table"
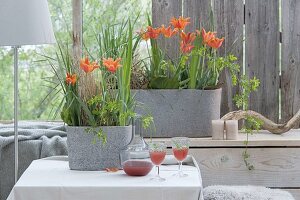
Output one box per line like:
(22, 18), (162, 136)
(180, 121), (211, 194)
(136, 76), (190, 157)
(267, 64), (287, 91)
(7, 156), (203, 200)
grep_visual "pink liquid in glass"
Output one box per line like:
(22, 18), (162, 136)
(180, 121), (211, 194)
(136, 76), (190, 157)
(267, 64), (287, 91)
(122, 160), (153, 176)
(150, 151), (166, 165)
(173, 148), (188, 161)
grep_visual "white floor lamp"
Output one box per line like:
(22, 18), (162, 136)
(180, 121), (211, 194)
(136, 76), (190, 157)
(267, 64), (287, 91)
(0, 0), (56, 183)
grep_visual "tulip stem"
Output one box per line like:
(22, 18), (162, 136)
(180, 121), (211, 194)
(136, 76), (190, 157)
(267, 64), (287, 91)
(200, 47), (206, 81)
(214, 50), (217, 85)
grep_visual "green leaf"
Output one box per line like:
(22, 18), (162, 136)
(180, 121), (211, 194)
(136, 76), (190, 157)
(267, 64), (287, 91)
(149, 77), (180, 89)
(60, 104), (72, 125)
(188, 34), (203, 89)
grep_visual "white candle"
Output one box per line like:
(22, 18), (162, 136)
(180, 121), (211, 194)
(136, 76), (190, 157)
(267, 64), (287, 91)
(225, 120), (239, 140)
(211, 120), (225, 140)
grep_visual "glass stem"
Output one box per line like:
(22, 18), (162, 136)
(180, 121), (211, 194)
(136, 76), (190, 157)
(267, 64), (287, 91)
(179, 161), (183, 174)
(157, 165), (160, 176)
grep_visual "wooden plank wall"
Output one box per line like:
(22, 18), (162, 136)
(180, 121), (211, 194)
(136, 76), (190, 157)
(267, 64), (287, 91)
(152, 0), (300, 126)
(214, 0), (243, 116)
(183, 0), (211, 31)
(281, 0), (300, 127)
(152, 0), (182, 60)
(245, 0), (280, 123)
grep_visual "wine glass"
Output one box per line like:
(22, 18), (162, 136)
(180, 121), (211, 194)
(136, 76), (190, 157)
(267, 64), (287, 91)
(149, 141), (167, 182)
(171, 137), (190, 177)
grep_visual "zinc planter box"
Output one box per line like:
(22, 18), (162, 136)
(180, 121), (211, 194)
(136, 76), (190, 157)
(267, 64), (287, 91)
(133, 89), (222, 138)
(67, 126), (132, 171)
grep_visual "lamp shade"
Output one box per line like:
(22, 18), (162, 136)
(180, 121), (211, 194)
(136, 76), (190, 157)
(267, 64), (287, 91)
(0, 0), (56, 46)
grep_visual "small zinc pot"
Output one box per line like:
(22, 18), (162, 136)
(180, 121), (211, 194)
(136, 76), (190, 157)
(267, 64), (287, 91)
(66, 126), (132, 171)
(133, 89), (222, 138)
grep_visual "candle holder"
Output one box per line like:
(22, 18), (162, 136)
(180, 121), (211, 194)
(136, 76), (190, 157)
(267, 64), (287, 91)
(211, 120), (225, 140)
(225, 120), (239, 140)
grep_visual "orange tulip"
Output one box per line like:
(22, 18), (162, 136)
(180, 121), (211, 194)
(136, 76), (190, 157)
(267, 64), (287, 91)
(80, 56), (100, 73)
(180, 41), (194, 54)
(160, 25), (178, 38)
(141, 32), (150, 40)
(102, 58), (122, 73)
(170, 16), (190, 30)
(66, 73), (77, 86)
(180, 32), (196, 44)
(207, 37), (224, 49)
(147, 26), (161, 39)
(201, 28), (216, 45)
(138, 28), (150, 40)
(140, 26), (161, 40)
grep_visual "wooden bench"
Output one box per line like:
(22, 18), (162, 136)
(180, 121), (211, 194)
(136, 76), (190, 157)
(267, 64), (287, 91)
(147, 129), (300, 199)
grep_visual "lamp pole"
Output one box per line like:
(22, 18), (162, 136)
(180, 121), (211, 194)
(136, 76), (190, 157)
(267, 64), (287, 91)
(13, 46), (19, 183)
(0, 0), (56, 184)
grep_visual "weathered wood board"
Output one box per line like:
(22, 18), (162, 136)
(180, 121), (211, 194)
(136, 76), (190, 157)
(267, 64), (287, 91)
(190, 148), (300, 188)
(245, 0), (280, 123)
(147, 129), (300, 147)
(281, 0), (300, 127)
(183, 0), (212, 31)
(214, 0), (244, 117)
(152, 0), (182, 61)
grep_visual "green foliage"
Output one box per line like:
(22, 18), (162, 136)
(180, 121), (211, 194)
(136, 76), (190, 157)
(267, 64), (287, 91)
(83, 0), (150, 51)
(149, 77), (180, 89)
(233, 75), (260, 109)
(85, 127), (107, 145)
(45, 42), (82, 125)
(142, 18), (240, 90)
(87, 95), (122, 126)
(241, 114), (264, 170)
(0, 50), (13, 119)
(233, 75), (263, 170)
(188, 35), (202, 89)
(45, 19), (138, 128)
(196, 49), (240, 89)
(243, 116), (264, 133)
(142, 115), (154, 129)
(242, 150), (254, 170)
(143, 16), (177, 89)
(0, 0), (150, 121)
(118, 20), (135, 125)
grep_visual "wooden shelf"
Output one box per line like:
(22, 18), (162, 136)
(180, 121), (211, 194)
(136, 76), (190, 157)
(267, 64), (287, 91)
(146, 129), (300, 199)
(146, 129), (300, 147)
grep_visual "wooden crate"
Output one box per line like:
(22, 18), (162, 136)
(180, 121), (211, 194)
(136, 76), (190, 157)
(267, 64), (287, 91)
(147, 129), (300, 199)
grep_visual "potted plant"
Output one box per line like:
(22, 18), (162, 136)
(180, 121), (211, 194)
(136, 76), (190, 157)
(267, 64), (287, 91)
(47, 21), (149, 170)
(132, 16), (240, 137)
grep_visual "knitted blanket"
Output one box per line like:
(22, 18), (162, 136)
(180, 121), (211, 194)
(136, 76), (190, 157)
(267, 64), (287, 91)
(203, 185), (295, 200)
(0, 121), (68, 200)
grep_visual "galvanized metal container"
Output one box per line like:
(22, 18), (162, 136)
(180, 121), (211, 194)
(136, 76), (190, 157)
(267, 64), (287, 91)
(67, 126), (132, 170)
(133, 89), (222, 137)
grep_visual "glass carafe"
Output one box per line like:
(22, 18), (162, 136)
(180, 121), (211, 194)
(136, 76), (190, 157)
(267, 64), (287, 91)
(120, 115), (153, 176)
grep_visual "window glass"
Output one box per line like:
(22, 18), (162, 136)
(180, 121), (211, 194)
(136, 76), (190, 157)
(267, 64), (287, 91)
(0, 0), (150, 121)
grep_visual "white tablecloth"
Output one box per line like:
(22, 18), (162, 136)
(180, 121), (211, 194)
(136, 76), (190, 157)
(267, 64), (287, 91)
(7, 156), (203, 200)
